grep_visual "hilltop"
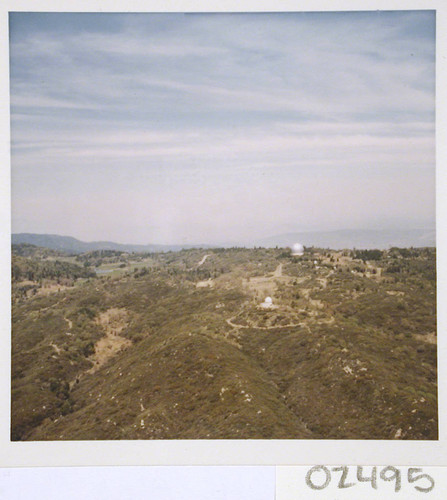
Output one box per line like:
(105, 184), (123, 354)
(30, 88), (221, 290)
(11, 245), (437, 440)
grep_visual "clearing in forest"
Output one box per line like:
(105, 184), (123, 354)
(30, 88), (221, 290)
(87, 308), (132, 374)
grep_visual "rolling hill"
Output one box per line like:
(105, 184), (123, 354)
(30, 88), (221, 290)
(11, 233), (213, 254)
(11, 245), (437, 440)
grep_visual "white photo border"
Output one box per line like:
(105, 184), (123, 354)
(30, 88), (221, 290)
(1, 0), (446, 467)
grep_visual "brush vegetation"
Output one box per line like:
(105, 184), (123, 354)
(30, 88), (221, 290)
(11, 244), (437, 440)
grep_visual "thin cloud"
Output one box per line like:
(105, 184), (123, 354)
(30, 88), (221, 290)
(9, 11), (435, 243)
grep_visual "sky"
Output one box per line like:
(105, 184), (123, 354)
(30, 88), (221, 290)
(9, 11), (435, 245)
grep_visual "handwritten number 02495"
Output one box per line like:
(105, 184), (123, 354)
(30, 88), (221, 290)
(305, 465), (435, 493)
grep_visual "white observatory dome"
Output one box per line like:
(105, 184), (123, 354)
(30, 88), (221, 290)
(291, 242), (304, 256)
(260, 296), (274, 309)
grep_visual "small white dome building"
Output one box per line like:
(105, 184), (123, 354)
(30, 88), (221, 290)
(291, 242), (304, 256)
(260, 296), (274, 309)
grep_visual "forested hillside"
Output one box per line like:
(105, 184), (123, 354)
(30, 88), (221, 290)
(11, 246), (437, 440)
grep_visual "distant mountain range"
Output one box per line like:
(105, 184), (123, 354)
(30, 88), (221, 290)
(11, 233), (213, 254)
(253, 228), (436, 250)
(12, 228), (435, 254)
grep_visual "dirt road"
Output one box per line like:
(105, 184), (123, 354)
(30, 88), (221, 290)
(197, 254), (210, 267)
(226, 316), (309, 331)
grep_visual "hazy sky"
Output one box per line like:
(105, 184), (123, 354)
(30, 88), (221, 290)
(10, 11), (435, 245)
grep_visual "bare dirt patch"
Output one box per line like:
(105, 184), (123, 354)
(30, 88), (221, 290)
(87, 308), (132, 374)
(49, 343), (61, 354)
(242, 275), (276, 297)
(196, 278), (214, 288)
(242, 264), (287, 298)
(415, 332), (437, 345)
(36, 283), (69, 296)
